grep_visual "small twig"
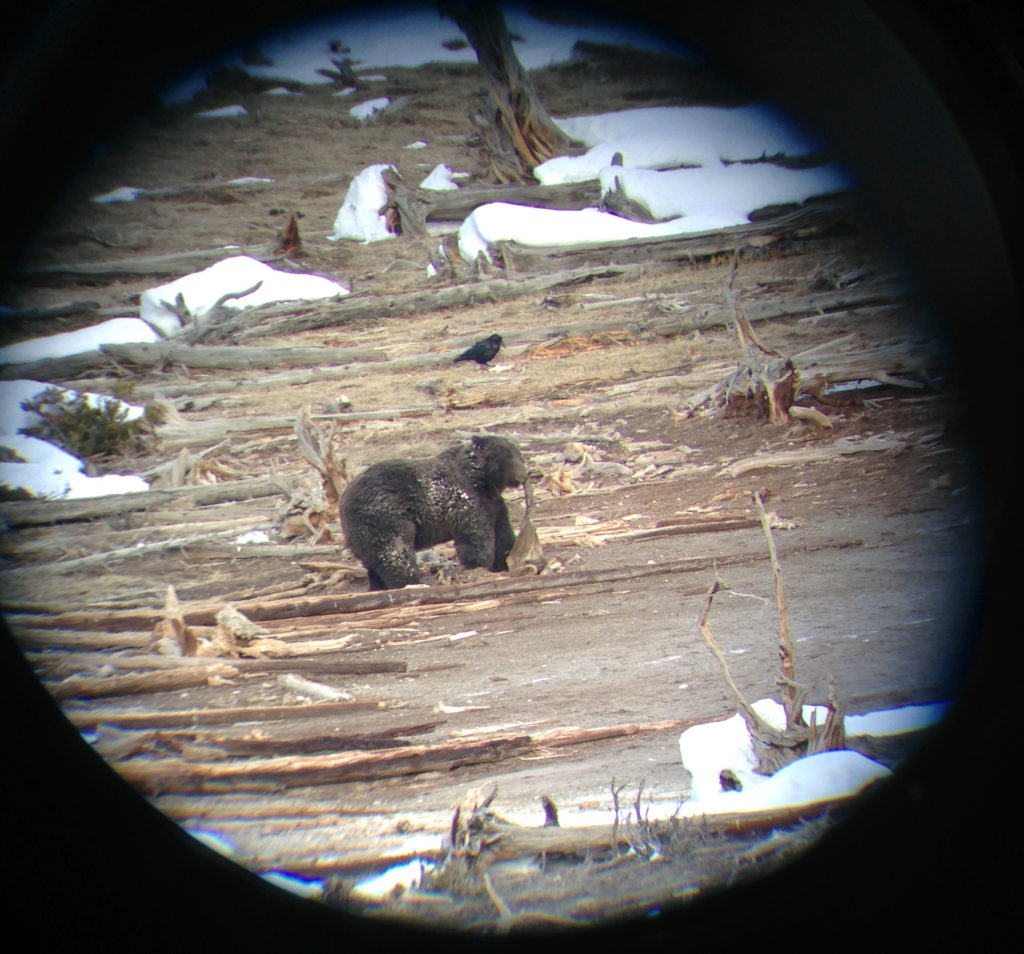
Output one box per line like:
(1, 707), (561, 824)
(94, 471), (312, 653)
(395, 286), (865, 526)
(752, 491), (800, 721)
(609, 778), (629, 856)
(697, 578), (758, 718)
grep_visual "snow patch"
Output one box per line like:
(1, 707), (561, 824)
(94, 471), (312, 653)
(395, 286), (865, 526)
(328, 163), (395, 243)
(349, 97), (390, 121)
(139, 255), (348, 334)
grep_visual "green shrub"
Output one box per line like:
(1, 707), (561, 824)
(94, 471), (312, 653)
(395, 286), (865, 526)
(19, 387), (155, 459)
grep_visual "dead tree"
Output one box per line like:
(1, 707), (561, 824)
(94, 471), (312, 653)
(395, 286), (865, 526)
(440, 1), (576, 183)
(697, 491), (846, 777)
(723, 252), (797, 422)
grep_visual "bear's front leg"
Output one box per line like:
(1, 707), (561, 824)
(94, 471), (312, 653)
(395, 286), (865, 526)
(452, 521), (496, 572)
(491, 500), (516, 572)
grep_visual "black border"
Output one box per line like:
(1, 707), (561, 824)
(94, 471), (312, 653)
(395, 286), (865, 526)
(3, 1), (1020, 948)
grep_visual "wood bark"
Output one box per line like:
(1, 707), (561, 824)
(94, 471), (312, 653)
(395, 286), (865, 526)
(440, 1), (575, 183)
(1, 340), (383, 383)
(65, 698), (391, 730)
(440, 790), (865, 865)
(492, 200), (858, 272)
(34, 651), (408, 678)
(0, 475), (293, 529)
(109, 718), (686, 793)
(51, 663), (243, 701)
(117, 735), (536, 793)
(11, 550), (772, 635)
(1, 299), (101, 321)
(219, 262), (641, 342)
(385, 170), (600, 238)
(155, 405), (434, 451)
(17, 245), (258, 280)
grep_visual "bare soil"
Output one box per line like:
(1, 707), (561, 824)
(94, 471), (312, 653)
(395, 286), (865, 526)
(1, 47), (982, 934)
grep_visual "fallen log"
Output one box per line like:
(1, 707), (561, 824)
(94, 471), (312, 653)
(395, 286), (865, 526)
(155, 404), (435, 451)
(51, 663), (243, 700)
(110, 717), (690, 794)
(29, 651), (408, 678)
(90, 720), (445, 761)
(7, 627), (154, 651)
(0, 475), (293, 529)
(386, 171), (600, 238)
(719, 434), (906, 477)
(493, 201), (858, 273)
(17, 245), (251, 280)
(117, 735), (535, 793)
(5, 549), (780, 633)
(0, 530), (320, 579)
(0, 299), (101, 321)
(104, 341), (385, 371)
(437, 790), (867, 865)
(0, 347), (120, 382)
(65, 698), (390, 730)
(222, 263), (641, 342)
(1, 341), (384, 383)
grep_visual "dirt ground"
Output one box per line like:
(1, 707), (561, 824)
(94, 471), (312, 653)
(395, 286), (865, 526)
(1, 40), (985, 934)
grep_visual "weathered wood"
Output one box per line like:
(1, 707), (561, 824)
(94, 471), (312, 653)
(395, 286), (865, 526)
(17, 550), (771, 634)
(117, 735), (535, 793)
(156, 404), (435, 451)
(17, 245), (252, 279)
(1, 529), (300, 578)
(90, 721), (444, 761)
(65, 698), (390, 730)
(0, 475), (292, 529)
(719, 434), (906, 478)
(222, 263), (640, 342)
(7, 627), (154, 651)
(0, 347), (120, 381)
(387, 172), (600, 238)
(1, 341), (384, 382)
(0, 299), (101, 321)
(109, 717), (689, 793)
(51, 663), (243, 700)
(443, 791), (865, 864)
(440, 1), (575, 183)
(105, 341), (385, 370)
(425, 179), (600, 221)
(494, 201), (852, 271)
(29, 651), (407, 678)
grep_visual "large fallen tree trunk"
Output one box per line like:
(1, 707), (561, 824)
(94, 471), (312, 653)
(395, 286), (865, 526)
(17, 245), (258, 280)
(155, 404), (435, 451)
(0, 475), (293, 529)
(208, 262), (641, 343)
(491, 200), (857, 273)
(118, 735), (536, 793)
(65, 698), (391, 730)
(10, 549), (781, 633)
(1, 340), (384, 383)
(112, 719), (686, 794)
(385, 171), (600, 238)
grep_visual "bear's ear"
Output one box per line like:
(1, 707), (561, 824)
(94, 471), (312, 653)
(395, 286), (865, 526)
(471, 434), (485, 449)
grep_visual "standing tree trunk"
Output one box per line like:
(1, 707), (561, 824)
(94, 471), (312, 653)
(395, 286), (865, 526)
(440, 1), (576, 183)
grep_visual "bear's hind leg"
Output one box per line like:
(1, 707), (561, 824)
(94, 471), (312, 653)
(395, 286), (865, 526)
(366, 567), (389, 591)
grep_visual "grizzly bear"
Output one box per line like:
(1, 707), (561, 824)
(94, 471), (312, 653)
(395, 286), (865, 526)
(339, 435), (528, 590)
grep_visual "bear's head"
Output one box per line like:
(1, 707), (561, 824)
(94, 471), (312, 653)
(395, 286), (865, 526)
(469, 435), (528, 490)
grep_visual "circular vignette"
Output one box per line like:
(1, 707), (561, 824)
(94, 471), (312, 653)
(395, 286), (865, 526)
(1, 0), (1020, 948)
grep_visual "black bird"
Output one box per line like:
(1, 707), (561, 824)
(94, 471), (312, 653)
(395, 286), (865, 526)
(454, 333), (502, 365)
